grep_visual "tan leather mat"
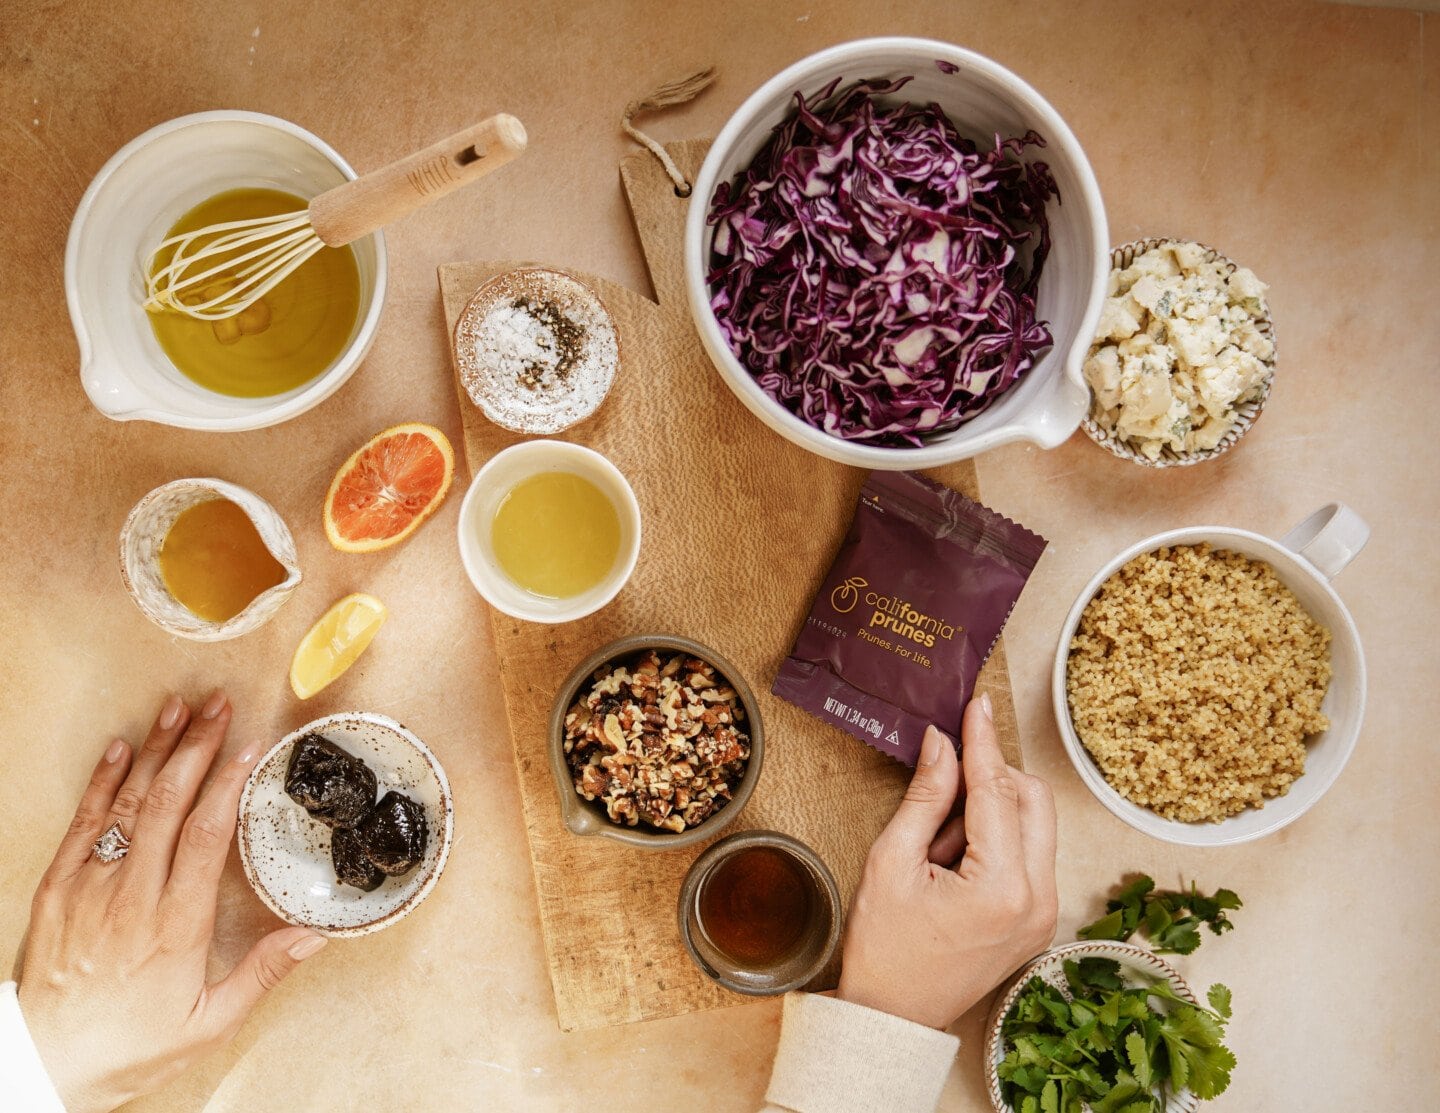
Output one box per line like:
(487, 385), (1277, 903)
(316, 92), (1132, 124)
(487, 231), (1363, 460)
(439, 140), (1024, 1032)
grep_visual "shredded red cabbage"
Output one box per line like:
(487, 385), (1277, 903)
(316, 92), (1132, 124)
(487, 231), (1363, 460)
(707, 76), (1059, 447)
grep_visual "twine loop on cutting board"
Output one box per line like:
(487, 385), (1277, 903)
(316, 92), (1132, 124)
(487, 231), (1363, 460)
(621, 67), (717, 197)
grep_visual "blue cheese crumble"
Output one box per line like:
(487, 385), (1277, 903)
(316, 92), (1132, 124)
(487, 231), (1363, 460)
(1084, 241), (1273, 460)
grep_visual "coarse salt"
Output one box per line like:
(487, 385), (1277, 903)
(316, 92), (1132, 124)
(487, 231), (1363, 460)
(455, 268), (619, 435)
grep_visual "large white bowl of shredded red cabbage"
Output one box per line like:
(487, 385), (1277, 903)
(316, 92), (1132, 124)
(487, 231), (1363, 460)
(685, 38), (1109, 467)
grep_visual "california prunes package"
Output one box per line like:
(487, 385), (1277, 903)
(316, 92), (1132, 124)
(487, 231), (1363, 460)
(773, 472), (1046, 766)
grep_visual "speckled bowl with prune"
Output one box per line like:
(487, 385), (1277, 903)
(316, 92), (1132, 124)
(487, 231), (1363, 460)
(238, 712), (453, 937)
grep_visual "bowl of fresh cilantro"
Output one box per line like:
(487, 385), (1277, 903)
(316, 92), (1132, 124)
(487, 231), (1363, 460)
(984, 939), (1235, 1112)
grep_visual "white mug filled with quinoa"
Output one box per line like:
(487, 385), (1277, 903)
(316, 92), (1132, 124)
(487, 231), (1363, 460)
(1050, 505), (1370, 847)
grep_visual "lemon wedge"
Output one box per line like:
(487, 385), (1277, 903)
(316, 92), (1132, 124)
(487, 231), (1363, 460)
(289, 593), (388, 700)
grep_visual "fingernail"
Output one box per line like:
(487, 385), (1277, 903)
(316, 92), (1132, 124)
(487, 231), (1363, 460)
(288, 934), (328, 961)
(159, 695), (184, 730)
(105, 738), (127, 764)
(919, 727), (942, 767)
(200, 690), (228, 720)
(979, 691), (993, 721)
(236, 744), (260, 766)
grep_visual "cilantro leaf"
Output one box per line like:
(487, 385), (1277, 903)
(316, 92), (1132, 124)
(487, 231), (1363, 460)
(1070, 957), (1125, 993)
(1139, 977), (1181, 1001)
(1152, 917), (1202, 955)
(1038, 993), (1071, 1027)
(1188, 884), (1243, 935)
(1114, 873), (1157, 908)
(1077, 908), (1128, 942)
(1179, 1042), (1236, 1099)
(1162, 1005), (1224, 1050)
(1124, 1030), (1153, 1089)
(1207, 983), (1233, 1020)
(1010, 1035), (1049, 1067)
(1143, 899), (1172, 939)
(1161, 1031), (1190, 1092)
(1040, 1080), (1060, 1113)
(1091, 1079), (1143, 1113)
(1003, 1062), (1048, 1094)
(1115, 990), (1156, 1023)
(1079, 875), (1243, 954)
(1158, 1003), (1236, 1099)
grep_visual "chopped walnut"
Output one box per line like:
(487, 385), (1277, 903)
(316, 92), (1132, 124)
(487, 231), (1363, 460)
(564, 649), (751, 833)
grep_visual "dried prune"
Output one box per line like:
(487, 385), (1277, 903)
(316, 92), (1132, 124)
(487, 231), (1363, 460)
(284, 735), (377, 829)
(332, 826), (385, 892)
(354, 791), (428, 875)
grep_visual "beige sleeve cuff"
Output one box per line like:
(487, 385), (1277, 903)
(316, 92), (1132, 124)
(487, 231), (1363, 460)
(761, 992), (960, 1113)
(0, 981), (68, 1113)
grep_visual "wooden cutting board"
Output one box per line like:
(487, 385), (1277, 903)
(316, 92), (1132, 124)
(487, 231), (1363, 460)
(439, 139), (1026, 1032)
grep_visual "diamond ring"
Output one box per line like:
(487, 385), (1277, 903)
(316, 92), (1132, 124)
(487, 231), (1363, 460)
(92, 822), (131, 863)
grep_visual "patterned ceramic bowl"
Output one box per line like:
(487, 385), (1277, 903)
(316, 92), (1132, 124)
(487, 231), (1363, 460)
(984, 940), (1202, 1113)
(238, 712), (454, 938)
(1080, 237), (1276, 467)
(119, 477), (301, 641)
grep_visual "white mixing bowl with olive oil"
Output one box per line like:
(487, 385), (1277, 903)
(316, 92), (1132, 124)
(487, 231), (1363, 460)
(67, 110), (386, 430)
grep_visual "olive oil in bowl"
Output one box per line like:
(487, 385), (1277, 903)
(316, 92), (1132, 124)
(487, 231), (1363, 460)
(146, 188), (361, 398)
(490, 472), (621, 599)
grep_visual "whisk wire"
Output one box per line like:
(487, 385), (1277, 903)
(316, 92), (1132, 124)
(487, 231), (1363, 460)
(148, 225), (298, 299)
(143, 212), (308, 280)
(144, 213), (320, 319)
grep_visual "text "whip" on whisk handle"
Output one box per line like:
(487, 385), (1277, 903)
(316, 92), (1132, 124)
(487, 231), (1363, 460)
(309, 113), (527, 247)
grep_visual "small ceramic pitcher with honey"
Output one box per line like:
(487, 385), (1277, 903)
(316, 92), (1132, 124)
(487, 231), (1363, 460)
(119, 477), (301, 641)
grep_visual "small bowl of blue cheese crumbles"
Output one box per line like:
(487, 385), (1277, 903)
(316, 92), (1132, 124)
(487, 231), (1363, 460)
(1081, 239), (1275, 465)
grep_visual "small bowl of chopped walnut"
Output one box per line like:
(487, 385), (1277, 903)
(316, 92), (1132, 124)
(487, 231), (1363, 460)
(547, 634), (764, 849)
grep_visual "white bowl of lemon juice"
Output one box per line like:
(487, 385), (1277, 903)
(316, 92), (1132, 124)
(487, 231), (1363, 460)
(67, 110), (386, 431)
(457, 441), (641, 624)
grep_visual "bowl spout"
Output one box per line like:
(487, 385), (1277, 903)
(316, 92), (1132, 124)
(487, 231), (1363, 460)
(81, 356), (151, 420)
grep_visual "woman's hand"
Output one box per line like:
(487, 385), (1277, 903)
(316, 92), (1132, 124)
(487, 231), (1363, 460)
(837, 692), (1058, 1029)
(17, 691), (328, 1113)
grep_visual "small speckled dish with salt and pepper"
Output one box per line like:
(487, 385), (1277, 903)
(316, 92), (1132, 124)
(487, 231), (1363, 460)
(454, 267), (620, 434)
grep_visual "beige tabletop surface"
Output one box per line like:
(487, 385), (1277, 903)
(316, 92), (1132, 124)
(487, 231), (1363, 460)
(2, 0), (1437, 1109)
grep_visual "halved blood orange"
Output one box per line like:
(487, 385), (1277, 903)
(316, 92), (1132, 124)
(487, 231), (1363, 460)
(324, 423), (455, 553)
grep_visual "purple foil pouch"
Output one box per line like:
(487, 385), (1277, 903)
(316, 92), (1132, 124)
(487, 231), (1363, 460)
(773, 472), (1046, 766)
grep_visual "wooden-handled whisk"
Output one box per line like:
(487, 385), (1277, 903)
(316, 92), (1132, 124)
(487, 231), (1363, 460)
(144, 113), (528, 320)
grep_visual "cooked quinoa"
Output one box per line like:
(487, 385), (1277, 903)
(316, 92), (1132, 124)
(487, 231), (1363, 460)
(1066, 543), (1332, 822)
